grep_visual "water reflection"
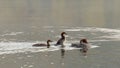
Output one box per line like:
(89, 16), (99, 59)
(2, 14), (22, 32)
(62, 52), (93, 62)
(60, 47), (65, 67)
(61, 48), (65, 58)
(80, 48), (87, 56)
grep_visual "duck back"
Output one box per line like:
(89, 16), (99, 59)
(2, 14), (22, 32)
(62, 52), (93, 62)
(32, 44), (46, 47)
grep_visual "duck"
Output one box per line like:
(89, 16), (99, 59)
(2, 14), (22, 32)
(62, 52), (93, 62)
(55, 32), (67, 47)
(79, 39), (89, 56)
(71, 39), (89, 56)
(32, 40), (52, 48)
(71, 39), (88, 48)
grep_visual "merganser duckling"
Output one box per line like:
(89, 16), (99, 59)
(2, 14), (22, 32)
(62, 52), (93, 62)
(55, 32), (67, 47)
(32, 40), (52, 48)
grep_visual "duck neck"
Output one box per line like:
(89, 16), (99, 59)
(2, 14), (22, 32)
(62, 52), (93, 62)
(61, 34), (65, 39)
(47, 41), (50, 48)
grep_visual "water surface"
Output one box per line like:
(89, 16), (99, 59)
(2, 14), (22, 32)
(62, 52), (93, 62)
(0, 0), (120, 68)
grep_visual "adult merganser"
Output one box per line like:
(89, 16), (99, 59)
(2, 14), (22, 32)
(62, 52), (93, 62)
(71, 39), (89, 56)
(55, 32), (67, 47)
(71, 39), (88, 48)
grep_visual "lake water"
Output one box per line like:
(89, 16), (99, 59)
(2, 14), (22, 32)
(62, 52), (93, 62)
(0, 0), (120, 68)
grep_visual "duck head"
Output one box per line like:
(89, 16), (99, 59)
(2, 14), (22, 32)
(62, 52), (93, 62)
(80, 39), (88, 44)
(47, 40), (53, 42)
(61, 32), (67, 36)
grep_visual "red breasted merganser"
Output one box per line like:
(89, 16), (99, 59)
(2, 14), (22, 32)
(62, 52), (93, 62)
(71, 39), (88, 48)
(32, 40), (52, 48)
(55, 32), (67, 47)
(71, 39), (89, 56)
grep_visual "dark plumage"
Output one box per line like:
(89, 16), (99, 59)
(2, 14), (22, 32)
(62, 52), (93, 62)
(32, 40), (52, 48)
(71, 39), (88, 56)
(71, 39), (88, 48)
(80, 39), (88, 56)
(55, 32), (67, 47)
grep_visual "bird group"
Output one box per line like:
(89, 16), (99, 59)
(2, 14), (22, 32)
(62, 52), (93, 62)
(32, 32), (89, 55)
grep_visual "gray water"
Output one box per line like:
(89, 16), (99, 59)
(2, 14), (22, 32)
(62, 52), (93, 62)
(0, 0), (120, 68)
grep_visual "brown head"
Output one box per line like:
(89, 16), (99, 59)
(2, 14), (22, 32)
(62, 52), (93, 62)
(80, 39), (88, 44)
(61, 32), (67, 39)
(61, 32), (67, 36)
(47, 40), (53, 48)
(47, 40), (53, 43)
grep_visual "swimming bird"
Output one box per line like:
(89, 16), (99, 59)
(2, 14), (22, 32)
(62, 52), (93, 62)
(32, 40), (52, 48)
(80, 39), (89, 56)
(71, 39), (89, 56)
(71, 39), (88, 48)
(55, 32), (67, 47)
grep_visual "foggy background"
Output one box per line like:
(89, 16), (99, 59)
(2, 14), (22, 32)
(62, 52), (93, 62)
(0, 0), (120, 31)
